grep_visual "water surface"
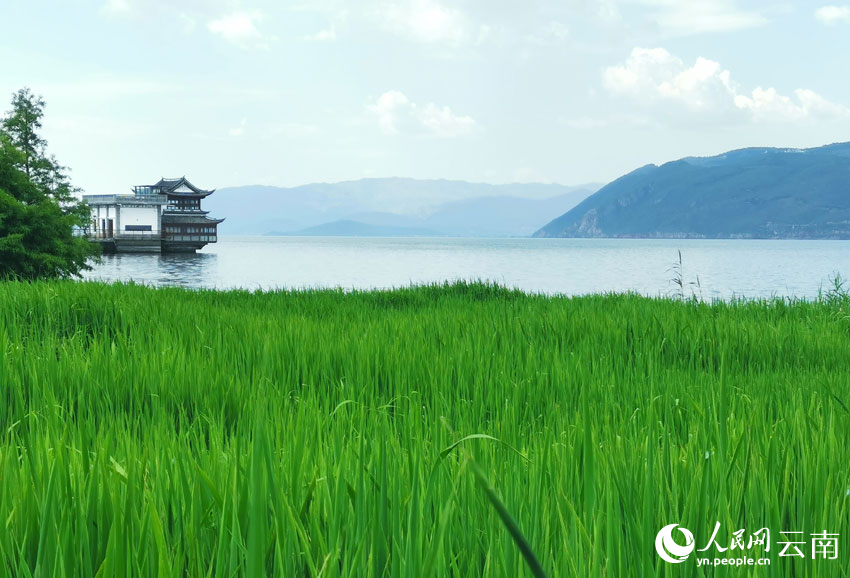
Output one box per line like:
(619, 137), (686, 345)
(80, 236), (850, 299)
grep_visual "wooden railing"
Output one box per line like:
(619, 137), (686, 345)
(75, 230), (161, 241)
(74, 229), (218, 243)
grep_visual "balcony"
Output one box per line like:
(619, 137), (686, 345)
(162, 234), (217, 243)
(75, 229), (161, 241)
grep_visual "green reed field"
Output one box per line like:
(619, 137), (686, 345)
(1, 280), (850, 577)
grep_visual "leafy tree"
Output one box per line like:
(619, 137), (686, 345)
(0, 88), (99, 279)
(2, 88), (45, 180)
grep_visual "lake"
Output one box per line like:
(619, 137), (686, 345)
(80, 236), (850, 300)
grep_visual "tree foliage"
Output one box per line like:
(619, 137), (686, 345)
(0, 88), (98, 279)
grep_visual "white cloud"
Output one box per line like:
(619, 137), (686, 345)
(735, 88), (850, 122)
(815, 5), (850, 24)
(304, 25), (337, 41)
(604, 47), (850, 123)
(605, 48), (736, 112)
(208, 11), (269, 47)
(296, 0), (492, 50)
(179, 13), (197, 34)
(379, 0), (469, 45)
(228, 118), (247, 137)
(370, 90), (411, 134)
(102, 0), (131, 15)
(417, 103), (476, 137)
(638, 0), (767, 35)
(368, 90), (475, 137)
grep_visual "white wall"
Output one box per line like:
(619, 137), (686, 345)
(120, 206), (159, 232)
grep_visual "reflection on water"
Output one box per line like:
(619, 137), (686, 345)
(156, 253), (217, 287)
(86, 252), (217, 289)
(80, 236), (850, 300)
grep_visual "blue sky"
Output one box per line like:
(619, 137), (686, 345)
(2, 0), (850, 195)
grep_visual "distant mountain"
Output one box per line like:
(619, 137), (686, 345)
(272, 220), (440, 237)
(420, 192), (593, 237)
(204, 178), (598, 237)
(535, 142), (850, 239)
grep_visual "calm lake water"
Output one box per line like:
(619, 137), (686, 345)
(80, 236), (850, 300)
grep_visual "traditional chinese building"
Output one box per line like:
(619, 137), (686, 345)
(84, 177), (224, 253)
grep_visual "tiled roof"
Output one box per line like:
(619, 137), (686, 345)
(151, 176), (215, 196)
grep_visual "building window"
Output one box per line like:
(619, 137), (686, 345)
(125, 224), (152, 232)
(166, 197), (201, 211)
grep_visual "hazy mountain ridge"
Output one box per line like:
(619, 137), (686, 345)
(535, 142), (850, 239)
(205, 178), (599, 237)
(269, 220), (441, 237)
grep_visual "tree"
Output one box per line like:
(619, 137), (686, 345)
(0, 88), (99, 279)
(2, 88), (45, 180)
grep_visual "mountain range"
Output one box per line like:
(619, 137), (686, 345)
(204, 178), (599, 237)
(536, 142), (850, 239)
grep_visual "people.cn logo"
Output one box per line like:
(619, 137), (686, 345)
(655, 524), (696, 563)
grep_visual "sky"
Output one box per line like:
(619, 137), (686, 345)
(2, 0), (850, 195)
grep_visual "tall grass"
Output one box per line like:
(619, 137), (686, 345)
(1, 280), (849, 576)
